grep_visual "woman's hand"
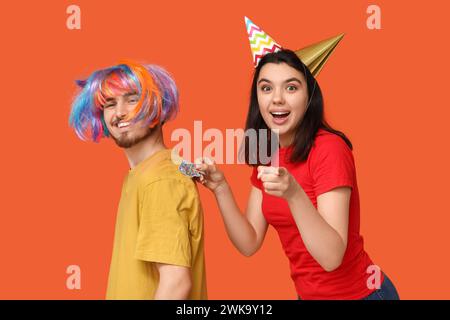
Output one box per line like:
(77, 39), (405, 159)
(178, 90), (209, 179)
(257, 166), (301, 201)
(195, 158), (228, 194)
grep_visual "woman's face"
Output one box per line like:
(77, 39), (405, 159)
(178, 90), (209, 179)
(257, 62), (309, 147)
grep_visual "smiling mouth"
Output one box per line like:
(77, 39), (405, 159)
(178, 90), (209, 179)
(270, 111), (291, 118)
(116, 121), (130, 129)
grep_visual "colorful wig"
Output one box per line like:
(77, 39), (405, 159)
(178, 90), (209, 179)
(69, 61), (179, 142)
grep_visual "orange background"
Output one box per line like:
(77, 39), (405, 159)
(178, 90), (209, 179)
(1, 0), (449, 299)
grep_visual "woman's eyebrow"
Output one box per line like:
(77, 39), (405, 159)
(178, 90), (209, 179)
(284, 77), (302, 84)
(257, 77), (303, 84)
(257, 78), (271, 84)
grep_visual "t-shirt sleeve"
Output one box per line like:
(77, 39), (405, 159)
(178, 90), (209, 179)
(134, 178), (195, 267)
(309, 135), (356, 196)
(250, 166), (263, 190)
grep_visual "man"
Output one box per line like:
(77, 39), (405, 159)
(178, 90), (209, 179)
(69, 61), (207, 299)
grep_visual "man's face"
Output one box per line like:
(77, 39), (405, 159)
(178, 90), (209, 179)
(102, 92), (153, 148)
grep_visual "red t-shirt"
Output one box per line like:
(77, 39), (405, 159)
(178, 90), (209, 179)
(250, 129), (383, 299)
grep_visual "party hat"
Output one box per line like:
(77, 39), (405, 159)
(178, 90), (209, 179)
(295, 33), (344, 77)
(245, 16), (344, 76)
(245, 16), (282, 67)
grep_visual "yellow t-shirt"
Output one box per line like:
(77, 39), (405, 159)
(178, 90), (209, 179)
(106, 149), (207, 299)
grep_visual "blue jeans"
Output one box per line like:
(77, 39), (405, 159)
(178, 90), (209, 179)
(296, 272), (400, 300)
(362, 273), (400, 300)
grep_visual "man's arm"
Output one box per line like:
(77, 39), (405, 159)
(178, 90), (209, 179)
(153, 263), (192, 300)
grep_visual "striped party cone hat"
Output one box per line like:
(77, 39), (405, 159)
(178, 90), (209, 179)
(244, 16), (344, 76)
(245, 16), (282, 67)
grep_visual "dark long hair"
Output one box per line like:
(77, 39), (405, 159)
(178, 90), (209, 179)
(243, 49), (352, 165)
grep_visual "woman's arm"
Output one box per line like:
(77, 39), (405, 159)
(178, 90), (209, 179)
(287, 185), (350, 272)
(197, 161), (268, 257)
(259, 166), (350, 272)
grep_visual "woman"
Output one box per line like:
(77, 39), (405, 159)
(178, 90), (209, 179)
(196, 49), (399, 300)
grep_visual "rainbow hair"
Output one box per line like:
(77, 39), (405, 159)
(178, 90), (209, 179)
(69, 61), (179, 142)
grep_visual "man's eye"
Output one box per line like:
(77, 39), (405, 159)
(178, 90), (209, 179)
(104, 104), (114, 108)
(261, 86), (271, 92)
(128, 99), (138, 104)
